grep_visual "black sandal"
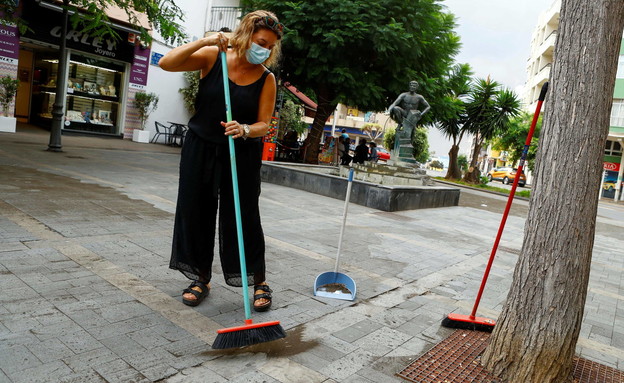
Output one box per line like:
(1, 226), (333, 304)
(182, 281), (209, 307)
(253, 284), (273, 312)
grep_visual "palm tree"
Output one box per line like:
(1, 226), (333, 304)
(434, 63), (472, 179)
(462, 77), (521, 183)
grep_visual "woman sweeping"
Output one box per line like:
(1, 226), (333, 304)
(159, 10), (283, 312)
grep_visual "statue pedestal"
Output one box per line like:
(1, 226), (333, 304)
(392, 134), (418, 165)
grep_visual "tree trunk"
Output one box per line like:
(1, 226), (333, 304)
(481, 1), (624, 381)
(304, 85), (335, 164)
(445, 144), (462, 180)
(462, 134), (481, 183)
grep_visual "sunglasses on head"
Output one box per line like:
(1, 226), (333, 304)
(257, 16), (284, 38)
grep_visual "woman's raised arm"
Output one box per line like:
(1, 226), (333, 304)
(158, 33), (228, 74)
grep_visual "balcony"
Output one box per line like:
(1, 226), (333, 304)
(537, 30), (557, 57)
(534, 63), (551, 86)
(207, 6), (242, 33)
(543, 0), (561, 27)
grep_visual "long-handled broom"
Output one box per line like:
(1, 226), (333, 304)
(441, 82), (549, 332)
(212, 51), (286, 349)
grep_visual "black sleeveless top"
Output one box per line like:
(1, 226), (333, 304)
(187, 55), (271, 145)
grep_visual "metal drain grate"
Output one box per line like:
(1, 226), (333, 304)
(397, 330), (624, 383)
(397, 330), (498, 383)
(573, 357), (624, 383)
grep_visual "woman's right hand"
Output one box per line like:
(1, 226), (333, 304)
(207, 32), (229, 52)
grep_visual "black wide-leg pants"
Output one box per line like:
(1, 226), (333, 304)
(170, 129), (266, 287)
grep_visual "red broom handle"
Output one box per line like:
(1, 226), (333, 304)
(469, 82), (549, 319)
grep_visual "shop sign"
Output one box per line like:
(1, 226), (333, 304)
(603, 162), (620, 172)
(0, 23), (19, 65)
(22, 3), (135, 63)
(129, 43), (150, 89)
(150, 52), (163, 66)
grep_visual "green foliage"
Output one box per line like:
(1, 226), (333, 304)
(429, 159), (444, 169)
(279, 100), (308, 135)
(251, 0), (460, 111)
(362, 122), (383, 141)
(133, 92), (159, 130)
(491, 111), (543, 172)
(0, 75), (19, 117)
(462, 77), (521, 182)
(178, 71), (200, 114)
(479, 175), (489, 186)
(432, 63), (473, 177)
(2, 0), (186, 45)
(241, 0), (460, 162)
(0, 1), (29, 34)
(463, 78), (521, 142)
(412, 127), (429, 163)
(383, 127), (396, 151)
(434, 63), (473, 141)
(458, 154), (468, 172)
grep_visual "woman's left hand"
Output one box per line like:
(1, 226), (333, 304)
(221, 120), (246, 139)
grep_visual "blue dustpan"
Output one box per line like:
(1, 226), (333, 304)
(314, 271), (356, 300)
(313, 168), (357, 301)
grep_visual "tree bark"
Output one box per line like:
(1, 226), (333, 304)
(481, 1), (624, 381)
(445, 144), (462, 180)
(463, 134), (482, 183)
(304, 85), (335, 164)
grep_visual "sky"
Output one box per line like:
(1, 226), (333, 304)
(427, 0), (551, 159)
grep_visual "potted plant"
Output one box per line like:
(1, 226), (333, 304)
(132, 91), (159, 143)
(0, 75), (20, 133)
(178, 70), (200, 114)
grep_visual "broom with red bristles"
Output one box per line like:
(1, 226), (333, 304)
(441, 81), (549, 332)
(212, 51), (286, 349)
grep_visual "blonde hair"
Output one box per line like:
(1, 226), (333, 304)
(230, 10), (282, 67)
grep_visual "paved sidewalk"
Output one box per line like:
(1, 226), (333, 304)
(0, 126), (623, 382)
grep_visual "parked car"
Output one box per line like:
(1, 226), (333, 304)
(377, 147), (391, 162)
(487, 167), (526, 187)
(603, 181), (616, 191)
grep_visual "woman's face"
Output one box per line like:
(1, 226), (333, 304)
(251, 28), (279, 51)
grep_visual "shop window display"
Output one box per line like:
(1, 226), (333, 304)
(32, 52), (124, 135)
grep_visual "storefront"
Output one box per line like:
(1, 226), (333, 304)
(11, 0), (149, 137)
(601, 138), (624, 201)
(28, 51), (125, 135)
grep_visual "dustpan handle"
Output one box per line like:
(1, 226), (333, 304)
(335, 168), (354, 272)
(221, 51), (252, 321)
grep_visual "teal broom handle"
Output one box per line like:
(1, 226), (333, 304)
(220, 51), (252, 321)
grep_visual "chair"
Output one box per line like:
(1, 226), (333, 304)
(151, 121), (172, 144)
(168, 122), (188, 147)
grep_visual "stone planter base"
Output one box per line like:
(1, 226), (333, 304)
(0, 116), (16, 133)
(132, 129), (150, 143)
(261, 162), (459, 212)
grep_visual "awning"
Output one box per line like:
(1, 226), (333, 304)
(283, 82), (317, 111)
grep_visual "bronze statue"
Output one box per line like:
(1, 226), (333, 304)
(388, 81), (430, 139)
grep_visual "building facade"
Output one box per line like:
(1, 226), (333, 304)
(523, 0), (623, 201)
(0, 0), (242, 141)
(4, 0), (152, 137)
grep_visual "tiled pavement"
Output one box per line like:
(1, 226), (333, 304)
(0, 126), (623, 382)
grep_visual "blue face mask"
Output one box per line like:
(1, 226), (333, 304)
(246, 42), (271, 64)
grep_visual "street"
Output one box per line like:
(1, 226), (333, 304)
(0, 128), (622, 382)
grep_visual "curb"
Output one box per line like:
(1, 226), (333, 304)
(432, 178), (531, 202)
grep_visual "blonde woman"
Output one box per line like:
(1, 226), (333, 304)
(159, 10), (283, 311)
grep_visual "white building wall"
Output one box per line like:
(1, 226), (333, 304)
(141, 0), (221, 140)
(523, 0), (560, 111)
(143, 41), (192, 136)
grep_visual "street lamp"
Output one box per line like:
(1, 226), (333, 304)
(47, 0), (70, 152)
